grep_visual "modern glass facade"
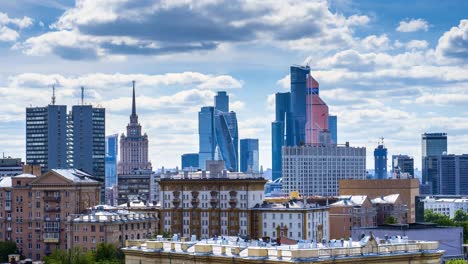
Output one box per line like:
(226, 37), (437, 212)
(392, 155), (414, 178)
(198, 92), (239, 171)
(271, 92), (290, 181)
(105, 134), (118, 188)
(181, 153), (199, 170)
(289, 65), (310, 146)
(26, 105), (68, 173)
(240, 138), (259, 173)
(424, 154), (468, 195)
(374, 144), (387, 179)
(422, 133), (447, 184)
(328, 115), (338, 144)
(214, 91), (229, 112)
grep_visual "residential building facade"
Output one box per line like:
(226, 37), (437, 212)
(0, 169), (101, 261)
(250, 200), (329, 241)
(421, 196), (468, 218)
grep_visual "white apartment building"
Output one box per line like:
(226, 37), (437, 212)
(421, 196), (468, 218)
(282, 144), (366, 196)
(251, 200), (329, 241)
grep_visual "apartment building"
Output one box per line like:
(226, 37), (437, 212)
(0, 169), (101, 261)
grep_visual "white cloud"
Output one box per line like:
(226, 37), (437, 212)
(0, 12), (33, 42)
(436, 19), (468, 62)
(396, 18), (429, 32)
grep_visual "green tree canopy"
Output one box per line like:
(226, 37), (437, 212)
(0, 241), (18, 263)
(44, 243), (124, 264)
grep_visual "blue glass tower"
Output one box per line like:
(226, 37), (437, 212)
(198, 92), (239, 171)
(328, 115), (337, 144)
(240, 139), (259, 173)
(271, 92), (290, 181)
(105, 134), (118, 187)
(215, 91), (229, 112)
(289, 65), (310, 146)
(198, 106), (215, 169)
(181, 153), (199, 170)
(374, 144), (387, 179)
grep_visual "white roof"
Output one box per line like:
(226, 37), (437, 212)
(12, 173), (37, 178)
(371, 194), (400, 205)
(0, 177), (12, 187)
(52, 169), (98, 183)
(331, 195), (368, 207)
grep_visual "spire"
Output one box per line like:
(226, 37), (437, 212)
(51, 85), (56, 105)
(81, 86), (84, 105)
(132, 80), (136, 116)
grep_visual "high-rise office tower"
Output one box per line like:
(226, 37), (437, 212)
(422, 133), (447, 183)
(305, 74), (329, 144)
(289, 65), (310, 146)
(198, 92), (239, 171)
(105, 134), (118, 187)
(392, 155), (414, 179)
(198, 106), (215, 169)
(118, 81), (152, 175)
(26, 94), (68, 173)
(374, 141), (387, 179)
(424, 154), (468, 195)
(282, 144), (366, 196)
(70, 104), (105, 180)
(240, 138), (259, 173)
(328, 115), (338, 144)
(271, 92), (291, 181)
(181, 153), (199, 170)
(215, 91), (229, 112)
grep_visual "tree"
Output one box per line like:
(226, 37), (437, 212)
(445, 259), (467, 264)
(384, 215), (397, 224)
(453, 210), (468, 223)
(0, 241), (18, 263)
(43, 243), (124, 264)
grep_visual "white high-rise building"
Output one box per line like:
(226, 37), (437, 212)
(282, 144), (366, 196)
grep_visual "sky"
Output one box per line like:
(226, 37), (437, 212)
(0, 0), (467, 172)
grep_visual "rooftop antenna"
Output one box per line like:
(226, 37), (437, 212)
(51, 85), (56, 105)
(81, 86), (84, 105)
(379, 137), (385, 146)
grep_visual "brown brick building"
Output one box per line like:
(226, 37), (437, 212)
(339, 179), (419, 223)
(0, 169), (101, 261)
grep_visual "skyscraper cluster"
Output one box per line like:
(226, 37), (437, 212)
(271, 65), (338, 181)
(26, 88), (105, 180)
(198, 92), (239, 171)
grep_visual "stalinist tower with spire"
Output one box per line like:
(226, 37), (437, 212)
(118, 81), (152, 174)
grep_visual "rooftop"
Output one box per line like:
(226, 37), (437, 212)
(123, 234), (442, 263)
(52, 169), (99, 183)
(72, 209), (157, 223)
(330, 195), (368, 207)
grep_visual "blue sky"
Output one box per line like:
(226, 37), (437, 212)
(0, 0), (467, 171)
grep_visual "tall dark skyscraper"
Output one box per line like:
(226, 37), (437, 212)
(424, 154), (468, 195)
(392, 155), (414, 178)
(422, 133), (447, 184)
(70, 104), (106, 180)
(240, 138), (259, 173)
(198, 91), (239, 171)
(26, 104), (68, 173)
(374, 141), (387, 179)
(271, 92), (290, 181)
(289, 65), (310, 145)
(105, 134), (118, 187)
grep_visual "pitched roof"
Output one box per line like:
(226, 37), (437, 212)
(0, 177), (12, 188)
(371, 194), (400, 205)
(331, 195), (368, 207)
(51, 169), (99, 183)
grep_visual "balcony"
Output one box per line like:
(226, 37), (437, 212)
(44, 207), (60, 212)
(43, 232), (60, 244)
(43, 196), (61, 202)
(6, 217), (11, 221)
(5, 206), (11, 211)
(7, 227), (12, 231)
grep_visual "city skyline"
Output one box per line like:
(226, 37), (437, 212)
(0, 1), (467, 170)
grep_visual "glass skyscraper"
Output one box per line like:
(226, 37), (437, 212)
(289, 65), (310, 146)
(105, 134), (118, 187)
(422, 133), (447, 183)
(26, 105), (68, 173)
(328, 115), (337, 144)
(424, 154), (468, 195)
(271, 92), (290, 181)
(198, 92), (239, 171)
(374, 143), (387, 179)
(240, 138), (259, 173)
(181, 153), (199, 170)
